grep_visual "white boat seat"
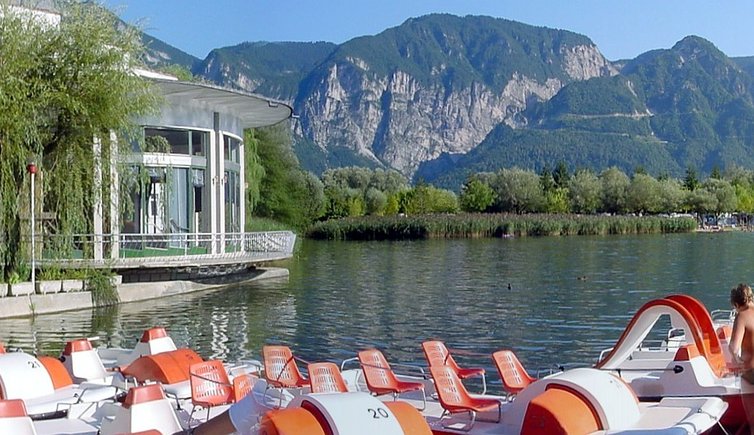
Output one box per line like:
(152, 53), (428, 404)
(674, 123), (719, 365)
(60, 339), (109, 383)
(0, 399), (36, 435)
(34, 418), (99, 434)
(163, 380), (191, 400)
(24, 385), (119, 417)
(99, 384), (183, 435)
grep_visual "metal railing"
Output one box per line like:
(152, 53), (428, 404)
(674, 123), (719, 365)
(31, 231), (296, 268)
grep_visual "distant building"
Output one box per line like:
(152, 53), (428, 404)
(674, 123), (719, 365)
(15, 3), (296, 269)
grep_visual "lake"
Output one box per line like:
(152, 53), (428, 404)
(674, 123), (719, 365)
(0, 231), (749, 392)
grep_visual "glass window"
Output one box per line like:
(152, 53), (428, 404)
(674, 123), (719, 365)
(223, 135), (240, 163)
(144, 128), (189, 154)
(191, 131), (207, 156)
(224, 170), (240, 233)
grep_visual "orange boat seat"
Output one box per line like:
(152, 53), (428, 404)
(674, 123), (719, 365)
(357, 349), (426, 410)
(422, 340), (486, 394)
(492, 349), (535, 395)
(308, 362), (348, 394)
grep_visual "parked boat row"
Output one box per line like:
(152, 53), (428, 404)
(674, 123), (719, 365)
(0, 294), (746, 434)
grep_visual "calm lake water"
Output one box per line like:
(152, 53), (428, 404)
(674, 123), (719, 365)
(0, 232), (751, 390)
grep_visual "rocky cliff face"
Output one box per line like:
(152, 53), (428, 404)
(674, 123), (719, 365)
(195, 15), (617, 176)
(295, 41), (616, 175)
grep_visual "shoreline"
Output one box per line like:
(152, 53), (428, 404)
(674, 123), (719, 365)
(0, 266), (289, 319)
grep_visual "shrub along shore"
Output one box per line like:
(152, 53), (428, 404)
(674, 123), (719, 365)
(306, 213), (698, 240)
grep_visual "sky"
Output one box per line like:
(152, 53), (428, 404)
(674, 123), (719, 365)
(104, 1), (754, 61)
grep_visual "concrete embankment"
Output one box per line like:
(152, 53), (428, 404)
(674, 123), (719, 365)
(0, 267), (288, 319)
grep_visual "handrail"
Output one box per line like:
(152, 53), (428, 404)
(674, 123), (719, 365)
(27, 231), (297, 267)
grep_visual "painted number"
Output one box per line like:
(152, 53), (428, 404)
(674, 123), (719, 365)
(27, 361), (40, 369)
(367, 407), (390, 419)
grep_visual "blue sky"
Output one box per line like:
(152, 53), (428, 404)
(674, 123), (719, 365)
(105, 1), (754, 61)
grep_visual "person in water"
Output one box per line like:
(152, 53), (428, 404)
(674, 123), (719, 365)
(729, 283), (754, 434)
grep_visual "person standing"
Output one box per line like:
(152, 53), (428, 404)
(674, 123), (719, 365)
(729, 283), (754, 434)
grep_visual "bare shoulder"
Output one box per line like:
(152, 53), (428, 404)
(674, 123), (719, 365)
(741, 308), (754, 326)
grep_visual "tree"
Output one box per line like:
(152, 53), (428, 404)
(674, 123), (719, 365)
(254, 122), (320, 228)
(685, 189), (717, 216)
(736, 184), (754, 213)
(491, 168), (544, 213)
(553, 161), (570, 189)
(543, 188), (570, 213)
(539, 165), (555, 192)
(244, 129), (266, 217)
(459, 177), (496, 212)
(709, 165), (722, 180)
(369, 169), (407, 193)
(401, 184), (458, 214)
(568, 170), (601, 214)
(298, 172), (325, 222)
(703, 179), (737, 216)
(599, 167), (630, 214)
(0, 3), (157, 278)
(365, 187), (387, 215)
(656, 178), (685, 213)
(684, 167), (700, 191)
(626, 174), (660, 214)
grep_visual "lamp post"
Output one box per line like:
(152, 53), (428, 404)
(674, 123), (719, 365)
(26, 157), (36, 292)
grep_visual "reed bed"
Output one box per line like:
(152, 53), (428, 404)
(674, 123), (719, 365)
(306, 213), (697, 240)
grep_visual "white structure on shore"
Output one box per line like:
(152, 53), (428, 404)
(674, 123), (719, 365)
(12, 2), (296, 269)
(103, 73), (294, 264)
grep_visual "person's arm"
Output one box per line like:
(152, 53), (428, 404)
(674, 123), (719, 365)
(730, 313), (744, 367)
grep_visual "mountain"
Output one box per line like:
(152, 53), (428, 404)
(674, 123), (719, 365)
(195, 41), (337, 101)
(141, 34), (199, 70)
(418, 36), (754, 188)
(733, 56), (754, 78)
(193, 14), (616, 176)
(138, 14), (754, 188)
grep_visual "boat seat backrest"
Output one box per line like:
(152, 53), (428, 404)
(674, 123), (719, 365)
(537, 368), (640, 430)
(61, 339), (107, 382)
(0, 399), (35, 435)
(100, 384), (182, 435)
(0, 353), (55, 400)
(308, 362), (348, 394)
(263, 346), (308, 388)
(492, 350), (534, 394)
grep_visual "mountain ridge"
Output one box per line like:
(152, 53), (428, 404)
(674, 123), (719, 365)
(135, 13), (754, 187)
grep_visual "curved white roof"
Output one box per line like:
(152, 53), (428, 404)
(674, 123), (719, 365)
(151, 77), (293, 128)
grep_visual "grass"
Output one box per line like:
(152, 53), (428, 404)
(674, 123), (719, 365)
(306, 213), (698, 240)
(246, 217), (295, 232)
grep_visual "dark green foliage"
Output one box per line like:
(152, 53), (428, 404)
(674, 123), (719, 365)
(196, 41), (337, 100)
(553, 161), (570, 189)
(733, 56), (754, 78)
(0, 3), (157, 280)
(140, 33), (199, 70)
(293, 139), (380, 176)
(418, 34), (754, 187)
(307, 214), (696, 240)
(422, 126), (681, 190)
(86, 270), (119, 308)
(460, 177), (496, 212)
(325, 14), (594, 90)
(252, 123), (324, 229)
(399, 184), (458, 214)
(684, 167), (701, 191)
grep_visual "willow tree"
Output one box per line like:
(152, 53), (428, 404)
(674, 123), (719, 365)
(0, 2), (158, 279)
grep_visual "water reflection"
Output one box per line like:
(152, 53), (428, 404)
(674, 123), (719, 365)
(0, 232), (750, 389)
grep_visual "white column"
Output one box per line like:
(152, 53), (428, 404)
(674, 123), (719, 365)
(93, 136), (103, 261)
(239, 140), (246, 249)
(109, 131), (120, 260)
(209, 112), (221, 254)
(217, 127), (226, 254)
